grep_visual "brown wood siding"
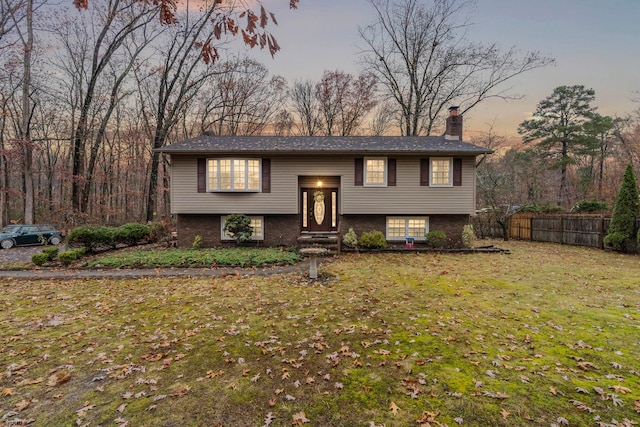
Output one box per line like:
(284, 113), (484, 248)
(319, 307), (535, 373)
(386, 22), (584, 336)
(169, 155), (477, 215)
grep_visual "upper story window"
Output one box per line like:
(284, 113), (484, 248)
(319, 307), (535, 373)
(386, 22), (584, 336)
(430, 158), (453, 187)
(207, 159), (260, 192)
(364, 157), (387, 186)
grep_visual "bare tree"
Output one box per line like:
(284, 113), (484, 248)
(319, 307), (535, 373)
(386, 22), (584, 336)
(135, 4), (222, 222)
(5, 0), (35, 223)
(315, 70), (378, 136)
(368, 102), (396, 136)
(290, 80), (321, 136)
(60, 0), (156, 215)
(197, 58), (288, 136)
(359, 0), (554, 136)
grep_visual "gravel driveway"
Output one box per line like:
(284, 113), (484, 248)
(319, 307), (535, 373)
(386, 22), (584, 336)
(0, 245), (61, 264)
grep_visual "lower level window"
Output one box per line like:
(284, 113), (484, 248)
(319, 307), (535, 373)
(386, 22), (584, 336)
(221, 216), (264, 241)
(386, 217), (429, 240)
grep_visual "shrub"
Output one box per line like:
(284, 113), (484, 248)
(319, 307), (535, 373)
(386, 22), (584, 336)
(42, 246), (59, 260)
(358, 230), (387, 249)
(462, 224), (476, 248)
(32, 253), (49, 266)
(113, 223), (150, 246)
(67, 225), (114, 252)
(604, 164), (639, 252)
(192, 235), (202, 249)
(604, 231), (629, 252)
(342, 228), (358, 248)
(223, 214), (253, 245)
(148, 222), (169, 243)
(59, 248), (86, 265)
(571, 199), (608, 212)
(425, 230), (448, 248)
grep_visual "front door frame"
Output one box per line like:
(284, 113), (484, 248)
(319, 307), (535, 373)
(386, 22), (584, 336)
(301, 187), (338, 233)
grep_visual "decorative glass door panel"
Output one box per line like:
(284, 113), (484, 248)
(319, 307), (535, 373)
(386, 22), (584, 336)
(302, 188), (337, 232)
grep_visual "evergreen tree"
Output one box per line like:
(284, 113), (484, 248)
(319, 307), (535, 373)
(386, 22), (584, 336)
(518, 85), (597, 207)
(604, 164), (639, 252)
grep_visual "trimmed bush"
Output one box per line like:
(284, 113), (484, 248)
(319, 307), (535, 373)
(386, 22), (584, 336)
(342, 228), (358, 248)
(42, 246), (59, 260)
(223, 214), (253, 245)
(59, 248), (86, 266)
(425, 230), (448, 248)
(604, 164), (639, 252)
(359, 230), (387, 249)
(462, 224), (476, 248)
(67, 225), (114, 252)
(604, 231), (629, 252)
(113, 223), (150, 246)
(32, 253), (49, 266)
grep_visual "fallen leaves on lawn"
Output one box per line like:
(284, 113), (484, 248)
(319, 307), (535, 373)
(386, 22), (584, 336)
(47, 371), (71, 387)
(389, 401), (400, 416)
(291, 411), (310, 424)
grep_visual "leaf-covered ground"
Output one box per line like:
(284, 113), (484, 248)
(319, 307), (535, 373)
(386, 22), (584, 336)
(1, 241), (639, 426)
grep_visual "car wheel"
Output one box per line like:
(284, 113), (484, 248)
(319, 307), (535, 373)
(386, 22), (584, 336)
(1, 239), (14, 249)
(49, 236), (62, 245)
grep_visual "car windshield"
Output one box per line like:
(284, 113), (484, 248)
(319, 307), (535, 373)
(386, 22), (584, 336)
(1, 225), (21, 233)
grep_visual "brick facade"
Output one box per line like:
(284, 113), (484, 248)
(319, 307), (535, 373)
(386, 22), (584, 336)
(176, 214), (300, 248)
(176, 213), (470, 249)
(340, 214), (470, 248)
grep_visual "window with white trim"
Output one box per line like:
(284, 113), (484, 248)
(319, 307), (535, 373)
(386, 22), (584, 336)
(386, 217), (429, 240)
(430, 158), (453, 186)
(221, 216), (264, 241)
(364, 157), (387, 186)
(207, 159), (261, 192)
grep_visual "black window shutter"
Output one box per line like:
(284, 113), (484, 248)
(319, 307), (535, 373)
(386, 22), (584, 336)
(453, 158), (462, 186)
(197, 158), (206, 193)
(420, 158), (430, 186)
(262, 158), (271, 193)
(355, 158), (363, 186)
(388, 158), (396, 186)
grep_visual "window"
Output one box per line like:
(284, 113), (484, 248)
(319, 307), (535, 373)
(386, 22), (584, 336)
(221, 216), (264, 241)
(386, 217), (429, 240)
(364, 157), (387, 186)
(430, 158), (452, 186)
(207, 159), (260, 192)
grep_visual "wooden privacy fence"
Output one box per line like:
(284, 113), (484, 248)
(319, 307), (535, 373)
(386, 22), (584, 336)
(509, 213), (634, 248)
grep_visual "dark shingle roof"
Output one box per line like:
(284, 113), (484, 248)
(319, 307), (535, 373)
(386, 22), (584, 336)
(159, 135), (493, 156)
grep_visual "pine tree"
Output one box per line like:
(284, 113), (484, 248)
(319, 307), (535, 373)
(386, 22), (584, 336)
(604, 164), (639, 252)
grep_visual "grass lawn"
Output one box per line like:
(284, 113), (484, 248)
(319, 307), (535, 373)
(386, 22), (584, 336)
(0, 240), (638, 426)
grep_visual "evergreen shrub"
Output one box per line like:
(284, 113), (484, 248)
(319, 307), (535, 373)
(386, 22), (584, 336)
(358, 231), (387, 249)
(425, 230), (448, 248)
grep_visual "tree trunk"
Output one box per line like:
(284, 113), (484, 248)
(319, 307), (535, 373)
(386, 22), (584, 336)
(22, 0), (34, 224)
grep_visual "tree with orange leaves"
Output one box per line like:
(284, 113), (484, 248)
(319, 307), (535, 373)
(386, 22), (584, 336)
(74, 0), (300, 63)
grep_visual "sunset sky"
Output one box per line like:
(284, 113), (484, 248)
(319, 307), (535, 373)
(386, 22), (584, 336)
(237, 0), (640, 138)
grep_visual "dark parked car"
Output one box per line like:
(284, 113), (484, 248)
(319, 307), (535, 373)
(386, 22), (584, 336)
(0, 224), (63, 249)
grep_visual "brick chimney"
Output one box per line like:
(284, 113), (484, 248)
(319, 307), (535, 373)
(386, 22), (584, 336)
(445, 106), (462, 141)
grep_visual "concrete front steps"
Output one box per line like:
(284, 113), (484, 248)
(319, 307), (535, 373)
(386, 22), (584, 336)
(296, 233), (339, 255)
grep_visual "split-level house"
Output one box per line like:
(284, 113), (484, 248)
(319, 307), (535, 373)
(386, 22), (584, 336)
(159, 107), (492, 249)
